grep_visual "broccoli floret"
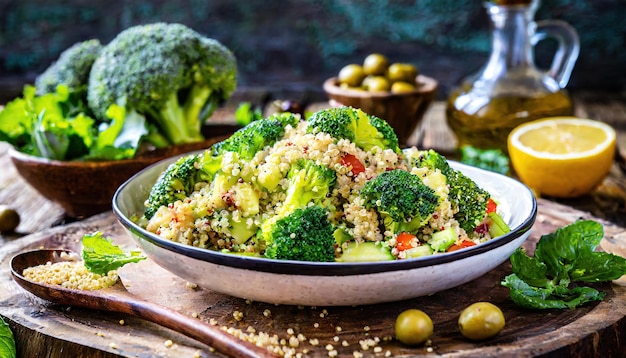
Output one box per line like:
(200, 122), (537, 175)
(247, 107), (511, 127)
(263, 205), (336, 262)
(87, 22), (237, 145)
(361, 169), (439, 235)
(35, 39), (102, 97)
(307, 107), (400, 152)
(279, 159), (337, 216)
(211, 113), (298, 160)
(410, 149), (490, 233)
(256, 158), (337, 245)
(202, 113), (299, 180)
(144, 153), (206, 219)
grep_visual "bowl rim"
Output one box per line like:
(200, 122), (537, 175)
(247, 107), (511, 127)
(323, 74), (438, 98)
(113, 154), (537, 277)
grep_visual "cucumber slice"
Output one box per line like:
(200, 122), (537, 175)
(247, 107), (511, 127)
(337, 242), (394, 262)
(404, 244), (434, 258)
(488, 212), (511, 237)
(429, 227), (457, 252)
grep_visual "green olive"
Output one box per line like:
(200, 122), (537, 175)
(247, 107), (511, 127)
(337, 64), (366, 87)
(387, 63), (419, 83)
(395, 309), (434, 346)
(458, 302), (505, 340)
(391, 81), (416, 93)
(363, 75), (390, 92)
(363, 53), (389, 76)
(0, 205), (20, 233)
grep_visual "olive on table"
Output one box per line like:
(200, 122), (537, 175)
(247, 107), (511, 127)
(363, 53), (389, 76)
(394, 309), (434, 346)
(0, 205), (20, 233)
(458, 302), (505, 340)
(363, 75), (391, 92)
(338, 64), (366, 87)
(387, 63), (419, 83)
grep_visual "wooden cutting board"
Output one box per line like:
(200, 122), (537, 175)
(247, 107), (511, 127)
(1, 198), (625, 358)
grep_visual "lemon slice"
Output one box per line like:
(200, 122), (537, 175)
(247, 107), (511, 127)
(508, 117), (616, 198)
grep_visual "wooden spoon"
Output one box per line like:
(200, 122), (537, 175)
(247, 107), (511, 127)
(10, 249), (277, 358)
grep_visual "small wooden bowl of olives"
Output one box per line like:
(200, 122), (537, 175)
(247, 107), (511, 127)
(323, 53), (438, 146)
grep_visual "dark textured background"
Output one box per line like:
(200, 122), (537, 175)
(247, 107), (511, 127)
(0, 0), (624, 104)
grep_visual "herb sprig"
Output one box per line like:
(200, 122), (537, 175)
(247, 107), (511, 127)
(502, 220), (626, 309)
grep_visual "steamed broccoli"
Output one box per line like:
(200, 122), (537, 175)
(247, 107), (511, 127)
(256, 158), (337, 246)
(279, 158), (337, 217)
(144, 153), (207, 219)
(410, 149), (490, 233)
(211, 113), (298, 160)
(263, 205), (336, 262)
(202, 112), (299, 179)
(35, 39), (102, 97)
(360, 169), (439, 235)
(307, 107), (400, 152)
(87, 22), (237, 146)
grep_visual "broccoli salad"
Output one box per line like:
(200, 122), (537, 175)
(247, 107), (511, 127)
(140, 106), (510, 262)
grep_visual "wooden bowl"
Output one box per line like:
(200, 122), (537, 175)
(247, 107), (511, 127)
(323, 75), (438, 145)
(9, 137), (228, 219)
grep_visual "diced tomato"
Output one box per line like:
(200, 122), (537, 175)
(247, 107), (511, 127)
(446, 240), (477, 252)
(486, 198), (497, 213)
(341, 153), (365, 175)
(396, 232), (417, 251)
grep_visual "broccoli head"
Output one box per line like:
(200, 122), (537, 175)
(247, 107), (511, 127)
(410, 149), (490, 233)
(263, 205), (336, 262)
(361, 169), (439, 235)
(307, 107), (400, 152)
(87, 22), (237, 145)
(35, 39), (102, 97)
(144, 153), (206, 219)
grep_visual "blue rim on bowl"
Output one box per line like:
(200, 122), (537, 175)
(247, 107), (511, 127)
(112, 151), (537, 305)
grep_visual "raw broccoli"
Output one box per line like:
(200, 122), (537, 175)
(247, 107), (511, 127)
(410, 149), (490, 233)
(360, 169), (439, 235)
(307, 107), (400, 152)
(144, 153), (208, 219)
(35, 39), (102, 97)
(263, 205), (336, 262)
(87, 22), (237, 145)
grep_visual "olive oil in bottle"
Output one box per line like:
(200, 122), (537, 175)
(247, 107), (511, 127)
(446, 89), (573, 151)
(446, 0), (579, 152)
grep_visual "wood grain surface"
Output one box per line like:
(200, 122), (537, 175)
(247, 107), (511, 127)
(1, 199), (625, 358)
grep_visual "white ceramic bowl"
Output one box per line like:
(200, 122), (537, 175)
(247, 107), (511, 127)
(113, 154), (537, 306)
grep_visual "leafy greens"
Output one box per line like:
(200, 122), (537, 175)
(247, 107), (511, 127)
(501, 220), (626, 309)
(0, 85), (145, 161)
(81, 231), (146, 275)
(0, 316), (16, 358)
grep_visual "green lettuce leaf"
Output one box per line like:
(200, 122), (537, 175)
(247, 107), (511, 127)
(0, 316), (16, 358)
(81, 231), (146, 275)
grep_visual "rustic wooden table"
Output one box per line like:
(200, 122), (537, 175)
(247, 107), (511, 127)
(1, 92), (626, 357)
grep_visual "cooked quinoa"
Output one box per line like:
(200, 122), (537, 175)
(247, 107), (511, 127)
(143, 112), (500, 261)
(23, 260), (118, 290)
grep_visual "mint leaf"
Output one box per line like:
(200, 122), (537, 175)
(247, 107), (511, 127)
(502, 220), (626, 309)
(0, 316), (16, 358)
(81, 231), (146, 275)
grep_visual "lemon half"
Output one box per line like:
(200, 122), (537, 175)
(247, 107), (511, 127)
(508, 117), (616, 198)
